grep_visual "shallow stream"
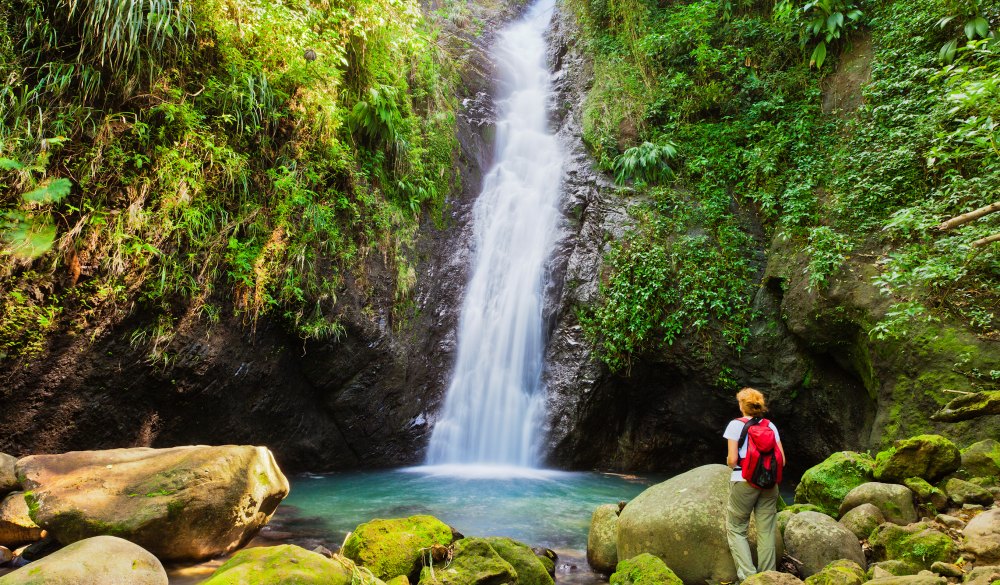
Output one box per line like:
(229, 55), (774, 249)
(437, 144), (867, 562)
(167, 467), (659, 584)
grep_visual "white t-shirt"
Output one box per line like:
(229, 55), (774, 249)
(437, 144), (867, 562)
(723, 418), (781, 482)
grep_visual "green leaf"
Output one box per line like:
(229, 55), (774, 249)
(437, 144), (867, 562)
(939, 39), (958, 64)
(972, 17), (989, 39)
(964, 17), (989, 40)
(0, 158), (23, 170)
(3, 216), (58, 259)
(810, 41), (828, 68)
(22, 178), (72, 204)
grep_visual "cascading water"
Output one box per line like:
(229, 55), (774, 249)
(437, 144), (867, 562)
(425, 0), (564, 468)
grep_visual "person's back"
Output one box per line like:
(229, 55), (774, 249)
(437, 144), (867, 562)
(723, 387), (786, 581)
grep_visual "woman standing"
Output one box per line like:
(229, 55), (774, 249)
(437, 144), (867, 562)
(723, 387), (786, 581)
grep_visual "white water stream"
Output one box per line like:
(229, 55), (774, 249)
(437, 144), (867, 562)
(425, 0), (564, 468)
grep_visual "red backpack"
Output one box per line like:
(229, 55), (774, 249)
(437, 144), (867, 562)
(737, 417), (783, 489)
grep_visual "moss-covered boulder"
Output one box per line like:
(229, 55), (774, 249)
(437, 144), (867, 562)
(534, 549), (555, 578)
(417, 538), (516, 585)
(962, 507), (1000, 564)
(587, 504), (619, 575)
(941, 478), (994, 506)
(960, 439), (1000, 480)
(0, 535), (166, 584)
(903, 478), (948, 513)
(785, 511), (866, 577)
(795, 452), (875, 517)
(0, 454), (18, 498)
(840, 483), (917, 525)
(482, 537), (552, 585)
(15, 445), (288, 561)
(0, 492), (45, 548)
(785, 504), (825, 514)
(874, 436), (961, 484)
(609, 553), (682, 585)
(617, 465), (781, 584)
(868, 560), (920, 578)
(839, 503), (884, 540)
(804, 559), (866, 585)
(743, 571), (805, 585)
(343, 515), (454, 582)
(869, 522), (956, 570)
(386, 577), (410, 585)
(198, 545), (367, 585)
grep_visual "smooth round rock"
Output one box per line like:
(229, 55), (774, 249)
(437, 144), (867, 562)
(942, 478), (994, 506)
(609, 553), (683, 585)
(0, 535), (167, 584)
(839, 503), (884, 540)
(16, 445), (289, 561)
(962, 507), (1000, 564)
(960, 439), (1000, 479)
(617, 464), (781, 584)
(0, 492), (45, 548)
(784, 511), (866, 577)
(417, 537), (516, 585)
(587, 504), (619, 575)
(840, 482), (917, 525)
(343, 515), (453, 581)
(199, 545), (357, 585)
(0, 454), (18, 498)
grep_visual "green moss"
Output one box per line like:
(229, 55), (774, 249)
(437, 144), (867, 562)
(342, 515), (453, 581)
(200, 544), (355, 585)
(417, 538), (516, 585)
(482, 537), (553, 585)
(870, 523), (956, 570)
(795, 451), (875, 517)
(610, 553), (682, 585)
(804, 560), (866, 585)
(874, 435), (961, 483)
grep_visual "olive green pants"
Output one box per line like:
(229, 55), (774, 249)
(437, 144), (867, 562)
(726, 480), (779, 581)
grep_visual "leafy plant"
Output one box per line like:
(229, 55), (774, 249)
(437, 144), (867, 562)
(612, 141), (677, 185)
(804, 226), (852, 290)
(936, 0), (994, 63)
(776, 0), (863, 68)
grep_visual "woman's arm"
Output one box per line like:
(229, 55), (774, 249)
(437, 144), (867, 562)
(727, 439), (739, 469)
(778, 441), (786, 466)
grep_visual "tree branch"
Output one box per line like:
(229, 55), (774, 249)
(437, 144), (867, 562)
(972, 233), (1000, 247)
(936, 201), (1000, 231)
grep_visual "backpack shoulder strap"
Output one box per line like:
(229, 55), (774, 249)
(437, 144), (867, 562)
(737, 417), (762, 460)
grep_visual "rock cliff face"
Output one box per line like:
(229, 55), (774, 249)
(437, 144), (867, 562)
(2, 1), (996, 475)
(0, 3), (524, 472)
(537, 4), (999, 476)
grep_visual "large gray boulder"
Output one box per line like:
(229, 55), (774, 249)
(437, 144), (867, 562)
(587, 504), (619, 575)
(963, 507), (1000, 564)
(16, 445), (288, 561)
(962, 566), (1000, 585)
(839, 483), (917, 525)
(617, 464), (781, 584)
(784, 511), (866, 577)
(0, 535), (167, 584)
(839, 503), (884, 540)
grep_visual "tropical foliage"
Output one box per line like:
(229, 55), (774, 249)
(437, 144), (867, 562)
(0, 0), (458, 364)
(571, 0), (1000, 371)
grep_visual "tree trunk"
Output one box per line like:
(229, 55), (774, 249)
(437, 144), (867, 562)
(930, 390), (1000, 422)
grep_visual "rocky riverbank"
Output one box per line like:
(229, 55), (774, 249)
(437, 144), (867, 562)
(588, 434), (1000, 585)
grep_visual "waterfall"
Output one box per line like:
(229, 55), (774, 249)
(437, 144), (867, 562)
(425, 0), (564, 468)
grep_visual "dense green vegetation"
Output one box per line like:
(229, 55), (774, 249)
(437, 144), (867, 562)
(0, 0), (458, 364)
(573, 0), (999, 373)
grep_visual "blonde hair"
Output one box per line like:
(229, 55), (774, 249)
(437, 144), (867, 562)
(737, 387), (767, 417)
